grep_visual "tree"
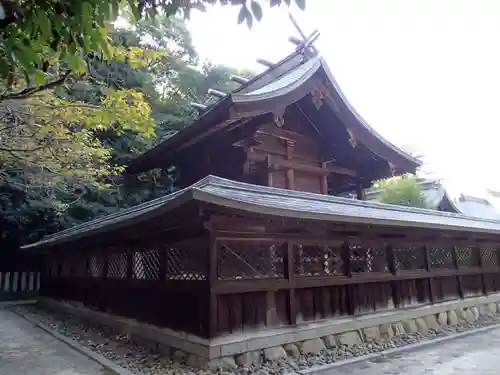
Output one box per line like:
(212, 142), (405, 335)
(0, 0), (305, 101)
(375, 174), (429, 209)
(0, 14), (252, 249)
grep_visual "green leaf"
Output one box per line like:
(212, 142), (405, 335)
(294, 0), (306, 10)
(81, 2), (93, 30)
(237, 6), (247, 24)
(110, 0), (120, 20)
(250, 1), (263, 22)
(237, 5), (253, 28)
(36, 10), (52, 38)
(126, 0), (141, 21)
(34, 70), (45, 86)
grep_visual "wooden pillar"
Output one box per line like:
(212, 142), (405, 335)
(285, 140), (295, 190)
(356, 179), (365, 200)
(285, 242), (297, 325)
(126, 249), (134, 279)
(423, 244), (435, 303)
(208, 237), (218, 338)
(320, 161), (328, 194)
(386, 243), (399, 308)
(477, 245), (487, 295)
(265, 154), (273, 187)
(342, 241), (354, 315)
(452, 245), (463, 298)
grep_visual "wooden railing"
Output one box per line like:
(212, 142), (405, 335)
(41, 228), (500, 338)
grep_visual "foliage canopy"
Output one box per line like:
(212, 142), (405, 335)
(0, 0), (305, 100)
(375, 174), (429, 209)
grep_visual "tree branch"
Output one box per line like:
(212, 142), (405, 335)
(0, 71), (72, 101)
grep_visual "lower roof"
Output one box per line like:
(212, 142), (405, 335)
(23, 176), (500, 250)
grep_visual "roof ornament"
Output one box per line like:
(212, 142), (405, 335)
(256, 58), (275, 68)
(288, 13), (320, 58)
(207, 88), (227, 98)
(190, 102), (208, 111)
(230, 75), (249, 84)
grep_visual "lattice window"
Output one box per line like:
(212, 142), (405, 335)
(480, 246), (499, 268)
(350, 243), (388, 274)
(393, 245), (425, 271)
(217, 242), (285, 280)
(133, 250), (160, 280)
(295, 244), (344, 277)
(166, 242), (207, 280)
(89, 255), (104, 277)
(107, 253), (128, 278)
(428, 246), (454, 269)
(456, 246), (480, 268)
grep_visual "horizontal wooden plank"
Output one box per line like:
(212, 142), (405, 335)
(210, 268), (500, 294)
(247, 152), (357, 177)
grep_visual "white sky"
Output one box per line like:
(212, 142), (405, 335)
(186, 0), (500, 199)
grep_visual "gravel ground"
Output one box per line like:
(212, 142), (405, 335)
(11, 305), (500, 375)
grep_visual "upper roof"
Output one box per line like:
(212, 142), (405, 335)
(23, 175), (500, 251)
(127, 47), (421, 174)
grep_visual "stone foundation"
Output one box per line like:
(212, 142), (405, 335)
(38, 294), (500, 370)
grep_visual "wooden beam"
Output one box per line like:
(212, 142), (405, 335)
(247, 152), (357, 177)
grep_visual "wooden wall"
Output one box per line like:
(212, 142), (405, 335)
(41, 208), (500, 339)
(206, 211), (500, 336)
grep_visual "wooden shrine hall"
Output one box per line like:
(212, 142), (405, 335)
(23, 29), (500, 344)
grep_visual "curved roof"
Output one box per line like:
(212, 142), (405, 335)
(24, 176), (500, 251)
(127, 52), (421, 174)
(231, 57), (421, 172)
(456, 195), (500, 220)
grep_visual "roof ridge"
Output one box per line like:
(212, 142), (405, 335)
(205, 176), (500, 225)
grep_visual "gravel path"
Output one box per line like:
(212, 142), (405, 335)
(321, 326), (500, 375)
(0, 308), (108, 375)
(11, 304), (500, 375)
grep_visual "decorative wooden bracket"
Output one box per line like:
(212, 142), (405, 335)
(346, 128), (357, 148)
(272, 108), (286, 128)
(310, 88), (324, 109)
(389, 162), (397, 176)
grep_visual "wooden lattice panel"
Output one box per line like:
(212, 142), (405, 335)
(295, 244), (344, 277)
(107, 253), (128, 278)
(456, 246), (480, 268)
(480, 246), (499, 268)
(428, 246), (454, 269)
(350, 243), (388, 274)
(89, 256), (104, 278)
(217, 242), (284, 280)
(166, 242), (207, 280)
(393, 245), (425, 271)
(133, 251), (160, 280)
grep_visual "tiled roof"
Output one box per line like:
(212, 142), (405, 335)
(23, 176), (500, 250)
(127, 50), (421, 173)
